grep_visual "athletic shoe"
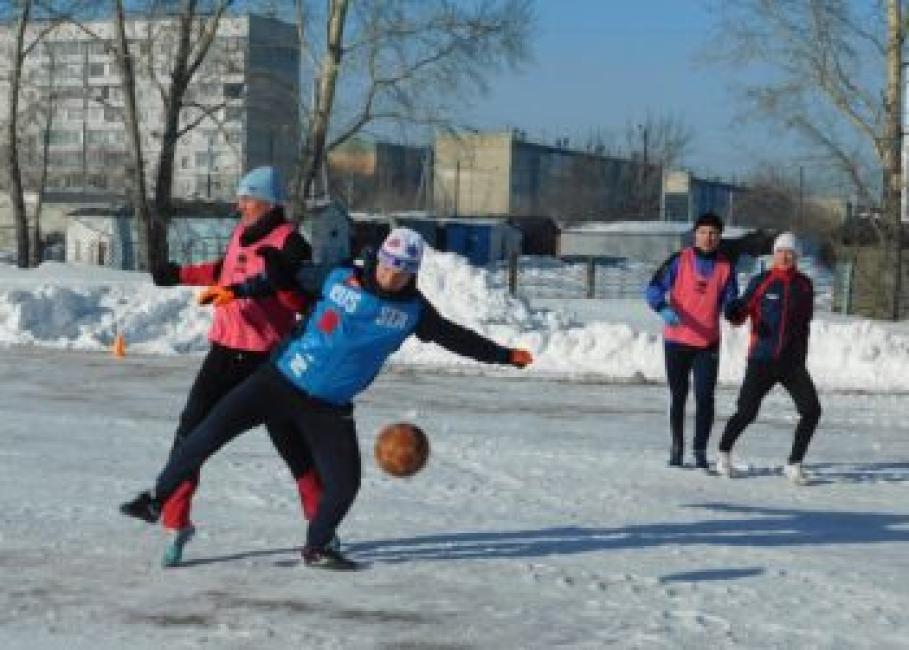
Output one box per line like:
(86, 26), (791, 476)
(668, 443), (683, 467)
(716, 451), (735, 478)
(784, 462), (808, 485)
(120, 491), (162, 523)
(162, 525), (196, 568)
(302, 545), (359, 571)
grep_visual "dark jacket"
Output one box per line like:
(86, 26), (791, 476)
(725, 267), (814, 364)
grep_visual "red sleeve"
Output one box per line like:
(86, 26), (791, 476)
(178, 260), (223, 286)
(276, 289), (308, 313)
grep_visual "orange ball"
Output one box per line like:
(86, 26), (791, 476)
(374, 422), (430, 477)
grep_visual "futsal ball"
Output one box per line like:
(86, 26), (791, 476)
(374, 422), (430, 477)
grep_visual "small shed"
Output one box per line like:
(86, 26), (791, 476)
(557, 220), (753, 266)
(65, 202), (240, 269)
(439, 218), (522, 266)
(508, 216), (559, 256)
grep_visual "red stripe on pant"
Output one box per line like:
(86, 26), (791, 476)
(162, 478), (197, 531)
(160, 470), (325, 531)
(297, 470), (323, 521)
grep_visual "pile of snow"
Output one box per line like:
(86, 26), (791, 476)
(1, 252), (908, 392)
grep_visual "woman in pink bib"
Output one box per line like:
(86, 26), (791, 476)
(148, 166), (323, 566)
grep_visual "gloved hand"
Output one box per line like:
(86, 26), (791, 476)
(659, 306), (681, 326)
(151, 261), (181, 287)
(198, 285), (236, 306)
(509, 349), (533, 368)
(257, 246), (297, 290)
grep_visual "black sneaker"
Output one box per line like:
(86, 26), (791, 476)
(694, 451), (709, 470)
(668, 443), (683, 467)
(119, 490), (162, 523)
(302, 545), (360, 571)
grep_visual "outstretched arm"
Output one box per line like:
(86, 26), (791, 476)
(724, 274), (761, 325)
(414, 296), (529, 367)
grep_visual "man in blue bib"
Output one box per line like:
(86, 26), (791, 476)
(121, 228), (533, 570)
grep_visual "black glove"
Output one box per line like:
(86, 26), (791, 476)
(151, 261), (181, 287)
(257, 246), (297, 290)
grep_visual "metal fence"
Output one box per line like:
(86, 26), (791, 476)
(490, 255), (839, 312)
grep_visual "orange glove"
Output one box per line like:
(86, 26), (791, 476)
(510, 349), (533, 368)
(198, 285), (235, 306)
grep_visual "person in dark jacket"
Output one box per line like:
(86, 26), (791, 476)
(716, 232), (821, 484)
(122, 228), (534, 570)
(148, 166), (324, 566)
(645, 212), (738, 469)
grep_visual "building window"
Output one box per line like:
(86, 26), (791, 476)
(225, 106), (243, 122)
(104, 106), (121, 122)
(88, 62), (105, 77)
(223, 83), (244, 99)
(48, 130), (80, 146)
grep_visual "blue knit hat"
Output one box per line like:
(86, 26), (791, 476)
(237, 166), (284, 204)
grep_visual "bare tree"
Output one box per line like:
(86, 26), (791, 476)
(29, 44), (58, 266)
(623, 113), (694, 217)
(143, 0), (234, 257)
(290, 0), (533, 206)
(109, 0), (158, 270)
(1, 1), (76, 267)
(6, 1), (34, 267)
(708, 0), (903, 318)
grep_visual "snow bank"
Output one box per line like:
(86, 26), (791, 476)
(1, 253), (908, 392)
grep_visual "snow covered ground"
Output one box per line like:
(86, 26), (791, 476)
(1, 347), (908, 649)
(1, 253), (908, 648)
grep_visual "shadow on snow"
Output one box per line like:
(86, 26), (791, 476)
(347, 502), (909, 566)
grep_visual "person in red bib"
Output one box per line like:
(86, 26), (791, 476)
(646, 212), (739, 469)
(716, 233), (821, 484)
(149, 166), (323, 566)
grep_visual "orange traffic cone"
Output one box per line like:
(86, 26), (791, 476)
(112, 332), (126, 358)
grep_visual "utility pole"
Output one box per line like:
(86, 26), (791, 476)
(798, 165), (804, 231)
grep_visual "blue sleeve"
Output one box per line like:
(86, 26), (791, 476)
(719, 270), (739, 311)
(645, 254), (679, 312)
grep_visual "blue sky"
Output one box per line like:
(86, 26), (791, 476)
(462, 0), (822, 183)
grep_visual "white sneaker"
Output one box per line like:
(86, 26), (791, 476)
(715, 451), (735, 478)
(784, 463), (807, 485)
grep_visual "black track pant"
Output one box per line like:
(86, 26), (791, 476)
(664, 341), (719, 454)
(718, 360), (822, 464)
(171, 344), (313, 479)
(155, 364), (360, 550)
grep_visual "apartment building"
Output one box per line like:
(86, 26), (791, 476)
(433, 131), (661, 222)
(0, 13), (299, 205)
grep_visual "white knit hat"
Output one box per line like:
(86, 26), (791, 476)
(773, 232), (798, 254)
(378, 227), (424, 274)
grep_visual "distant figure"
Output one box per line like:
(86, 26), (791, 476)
(716, 232), (821, 484)
(645, 212), (738, 469)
